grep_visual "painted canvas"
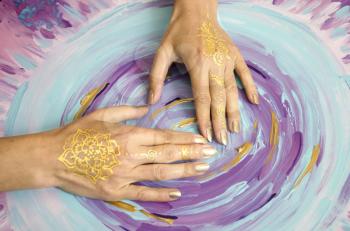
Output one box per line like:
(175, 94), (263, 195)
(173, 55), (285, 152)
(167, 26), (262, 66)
(0, 0), (350, 230)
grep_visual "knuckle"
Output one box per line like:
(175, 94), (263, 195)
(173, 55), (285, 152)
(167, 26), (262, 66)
(153, 165), (167, 181)
(211, 92), (226, 104)
(162, 131), (172, 143)
(136, 189), (149, 201)
(240, 67), (251, 76)
(191, 144), (201, 156)
(194, 46), (205, 57)
(227, 108), (239, 118)
(184, 163), (193, 176)
(194, 93), (211, 105)
(225, 82), (237, 92)
(167, 145), (177, 160)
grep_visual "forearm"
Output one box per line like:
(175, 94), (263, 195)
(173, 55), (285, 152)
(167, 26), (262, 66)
(0, 132), (57, 191)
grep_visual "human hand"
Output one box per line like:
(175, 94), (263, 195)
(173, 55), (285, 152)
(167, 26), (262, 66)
(148, 0), (259, 145)
(46, 106), (217, 202)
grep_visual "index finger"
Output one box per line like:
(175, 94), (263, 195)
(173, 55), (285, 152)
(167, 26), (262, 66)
(234, 51), (259, 104)
(128, 127), (208, 145)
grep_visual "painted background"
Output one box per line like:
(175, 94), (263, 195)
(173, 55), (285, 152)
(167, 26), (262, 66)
(0, 0), (350, 230)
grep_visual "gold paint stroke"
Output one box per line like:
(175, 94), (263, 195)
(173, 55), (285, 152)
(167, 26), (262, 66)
(253, 120), (258, 129)
(108, 201), (174, 224)
(73, 83), (109, 121)
(140, 210), (174, 225)
(109, 201), (136, 212)
(150, 98), (194, 120)
(173, 117), (196, 129)
(293, 144), (321, 188)
(265, 111), (279, 163)
(199, 141), (254, 180)
(222, 142), (253, 171)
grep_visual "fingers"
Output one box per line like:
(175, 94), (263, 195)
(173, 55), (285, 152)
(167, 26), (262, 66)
(148, 46), (174, 104)
(131, 162), (210, 182)
(234, 51), (259, 105)
(122, 185), (182, 202)
(224, 64), (240, 133)
(90, 106), (148, 123)
(130, 128), (207, 146)
(136, 144), (217, 163)
(209, 69), (227, 145)
(188, 66), (213, 142)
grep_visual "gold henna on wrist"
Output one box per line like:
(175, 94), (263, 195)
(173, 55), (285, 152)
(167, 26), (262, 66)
(58, 129), (120, 184)
(199, 18), (231, 66)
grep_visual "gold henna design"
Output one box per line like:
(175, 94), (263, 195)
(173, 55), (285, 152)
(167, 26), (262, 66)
(216, 106), (226, 127)
(199, 19), (231, 66)
(181, 146), (191, 160)
(140, 150), (159, 162)
(209, 71), (225, 87)
(58, 129), (120, 184)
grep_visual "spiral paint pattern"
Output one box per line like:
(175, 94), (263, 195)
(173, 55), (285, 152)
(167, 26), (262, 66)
(0, 0), (349, 230)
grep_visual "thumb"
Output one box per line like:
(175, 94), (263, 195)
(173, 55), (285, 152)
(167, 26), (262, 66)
(148, 45), (174, 104)
(90, 105), (149, 123)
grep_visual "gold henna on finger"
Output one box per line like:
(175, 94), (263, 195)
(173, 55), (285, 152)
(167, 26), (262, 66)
(216, 105), (226, 127)
(209, 71), (225, 87)
(181, 146), (191, 160)
(58, 128), (120, 184)
(140, 150), (159, 162)
(199, 18), (232, 66)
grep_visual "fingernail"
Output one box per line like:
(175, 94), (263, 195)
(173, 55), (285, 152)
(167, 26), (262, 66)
(206, 128), (213, 142)
(252, 93), (259, 105)
(202, 146), (217, 157)
(195, 163), (210, 172)
(220, 130), (228, 145)
(194, 136), (208, 144)
(149, 91), (155, 104)
(169, 191), (181, 199)
(233, 120), (240, 133)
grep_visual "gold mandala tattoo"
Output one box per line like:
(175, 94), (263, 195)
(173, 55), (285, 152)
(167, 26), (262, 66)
(199, 19), (231, 66)
(58, 129), (120, 183)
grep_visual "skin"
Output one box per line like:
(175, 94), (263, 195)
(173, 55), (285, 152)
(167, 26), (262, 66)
(0, 0), (257, 203)
(0, 106), (218, 202)
(148, 0), (259, 145)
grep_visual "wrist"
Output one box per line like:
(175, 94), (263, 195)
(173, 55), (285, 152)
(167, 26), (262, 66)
(172, 0), (218, 22)
(31, 129), (62, 188)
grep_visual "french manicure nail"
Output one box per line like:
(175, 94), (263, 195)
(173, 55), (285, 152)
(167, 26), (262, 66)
(203, 146), (217, 157)
(206, 128), (213, 142)
(195, 163), (210, 172)
(220, 130), (228, 145)
(194, 136), (208, 144)
(169, 191), (182, 199)
(233, 120), (240, 133)
(252, 93), (259, 105)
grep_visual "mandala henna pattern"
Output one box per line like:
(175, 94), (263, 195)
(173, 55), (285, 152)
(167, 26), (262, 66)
(58, 129), (120, 183)
(199, 19), (232, 66)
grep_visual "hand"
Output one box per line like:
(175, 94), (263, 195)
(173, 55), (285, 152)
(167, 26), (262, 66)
(148, 0), (259, 145)
(44, 106), (217, 202)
